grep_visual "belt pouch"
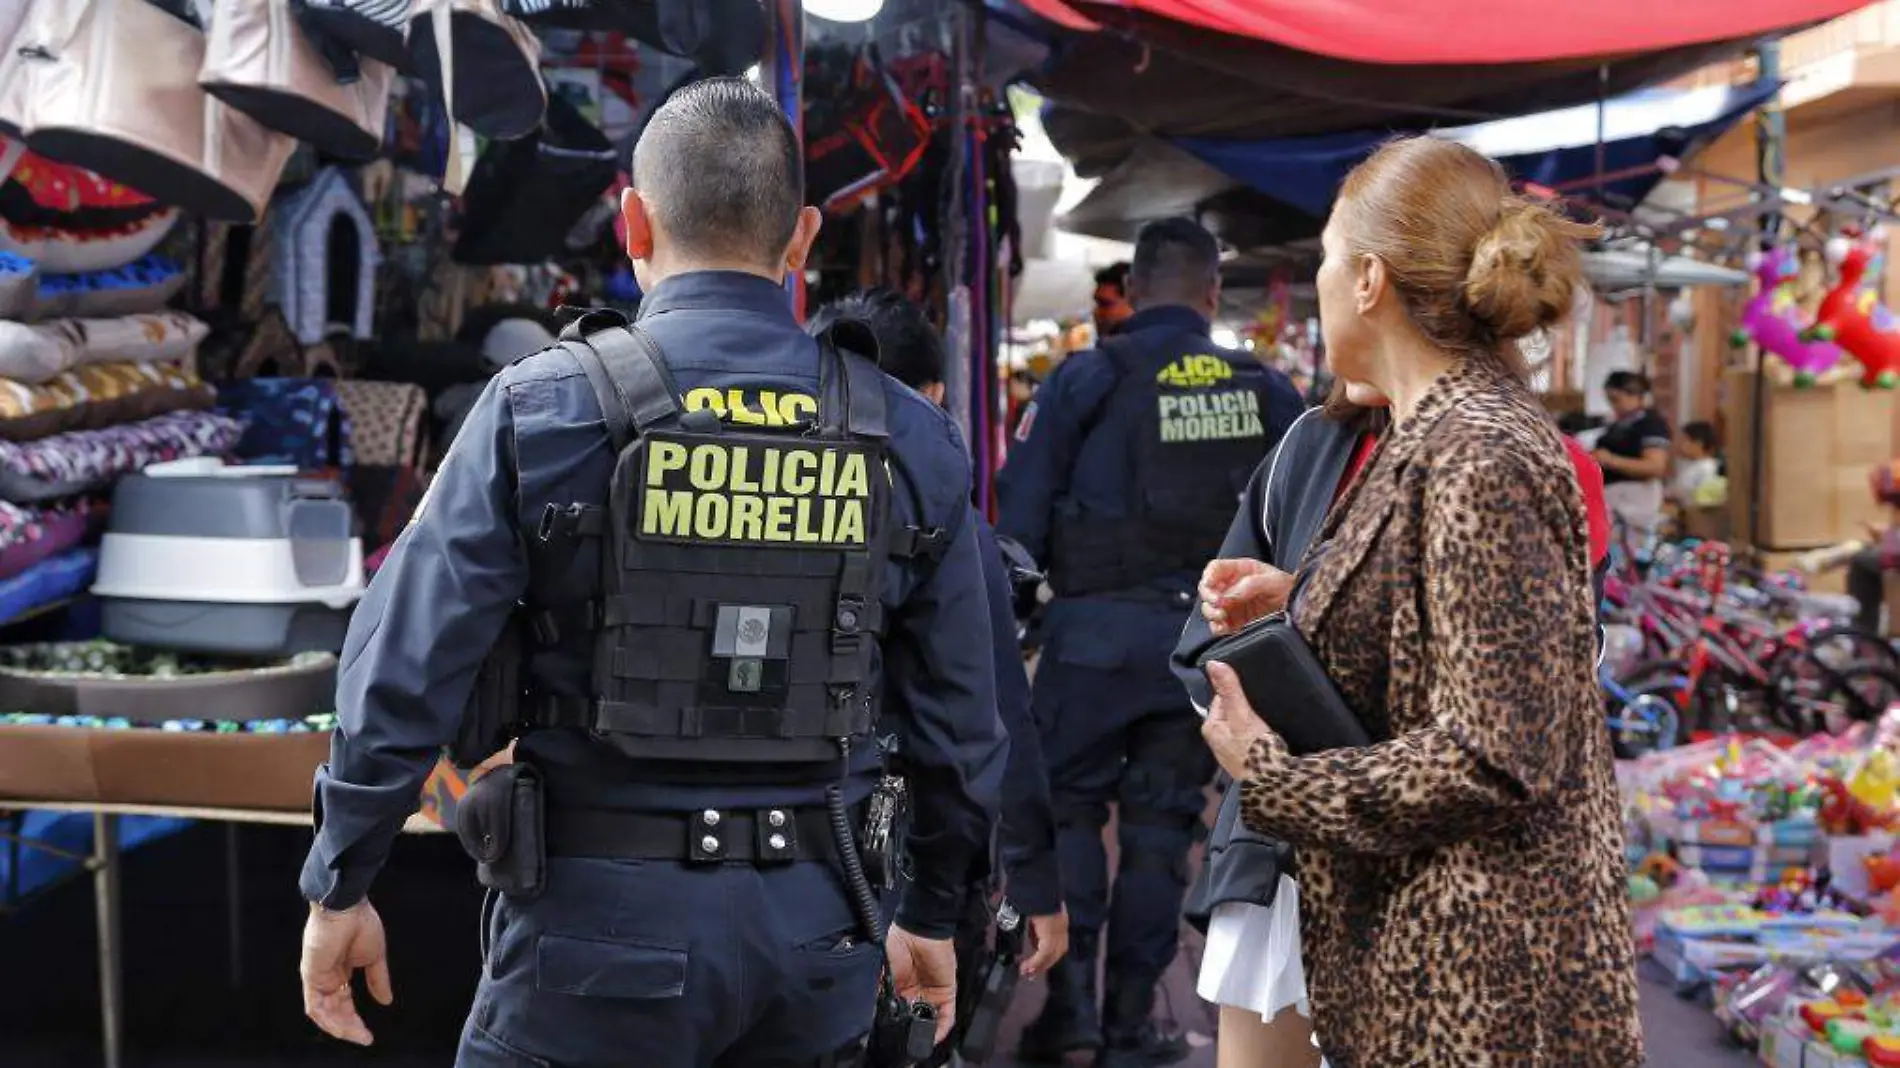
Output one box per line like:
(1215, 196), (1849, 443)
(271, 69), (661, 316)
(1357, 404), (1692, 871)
(455, 762), (545, 898)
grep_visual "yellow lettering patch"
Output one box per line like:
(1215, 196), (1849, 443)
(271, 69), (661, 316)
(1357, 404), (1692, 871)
(683, 387), (818, 428)
(1156, 390), (1264, 443)
(636, 432), (874, 548)
(1156, 355), (1234, 390)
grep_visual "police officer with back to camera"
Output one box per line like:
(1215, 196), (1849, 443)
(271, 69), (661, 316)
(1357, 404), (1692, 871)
(808, 290), (1071, 1065)
(295, 77), (1009, 1068)
(997, 218), (1303, 1068)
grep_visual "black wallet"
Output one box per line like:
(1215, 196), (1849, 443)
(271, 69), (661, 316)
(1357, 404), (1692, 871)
(1194, 611), (1371, 756)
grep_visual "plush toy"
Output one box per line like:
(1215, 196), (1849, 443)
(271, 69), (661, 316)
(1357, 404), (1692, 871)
(1811, 235), (1900, 389)
(1733, 246), (1843, 386)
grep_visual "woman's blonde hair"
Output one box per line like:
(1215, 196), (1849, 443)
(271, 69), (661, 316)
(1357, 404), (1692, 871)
(1332, 137), (1600, 379)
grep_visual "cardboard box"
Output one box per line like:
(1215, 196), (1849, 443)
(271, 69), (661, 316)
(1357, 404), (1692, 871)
(1725, 371), (1900, 550)
(0, 725), (328, 811)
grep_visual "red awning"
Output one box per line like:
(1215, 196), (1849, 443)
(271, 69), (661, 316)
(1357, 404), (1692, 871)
(1017, 0), (1871, 64)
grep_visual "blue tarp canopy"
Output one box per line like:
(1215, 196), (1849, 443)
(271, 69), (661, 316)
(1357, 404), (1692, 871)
(1174, 80), (1780, 220)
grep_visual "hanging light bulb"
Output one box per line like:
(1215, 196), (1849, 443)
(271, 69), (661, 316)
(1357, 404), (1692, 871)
(805, 0), (883, 23)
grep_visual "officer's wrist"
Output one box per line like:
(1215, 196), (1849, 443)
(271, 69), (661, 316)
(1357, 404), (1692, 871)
(309, 899), (368, 921)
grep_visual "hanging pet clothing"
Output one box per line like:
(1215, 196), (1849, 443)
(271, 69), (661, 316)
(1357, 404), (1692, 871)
(506, 0), (763, 76)
(408, 0), (546, 144)
(334, 379), (429, 549)
(268, 168), (381, 346)
(14, 0), (297, 224)
(804, 44), (933, 214)
(292, 0), (413, 71)
(452, 92), (616, 265)
(200, 0), (399, 161)
(0, 0), (34, 138)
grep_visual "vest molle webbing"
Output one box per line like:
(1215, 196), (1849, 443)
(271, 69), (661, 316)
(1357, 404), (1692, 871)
(551, 314), (897, 765)
(1051, 338), (1273, 597)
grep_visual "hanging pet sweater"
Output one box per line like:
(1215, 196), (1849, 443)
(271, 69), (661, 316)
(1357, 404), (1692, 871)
(269, 168), (380, 346)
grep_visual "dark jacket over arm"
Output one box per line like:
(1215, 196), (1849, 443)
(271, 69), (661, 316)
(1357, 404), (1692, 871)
(975, 514), (1060, 916)
(1171, 407), (1361, 930)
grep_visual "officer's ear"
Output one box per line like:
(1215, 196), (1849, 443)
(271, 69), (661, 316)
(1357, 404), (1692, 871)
(621, 188), (656, 264)
(782, 206), (824, 276)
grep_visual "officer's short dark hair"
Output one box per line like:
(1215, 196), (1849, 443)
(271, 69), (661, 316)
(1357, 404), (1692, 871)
(809, 289), (945, 390)
(1604, 370), (1651, 397)
(631, 76), (803, 269)
(1129, 218), (1220, 305)
(1094, 262), (1130, 293)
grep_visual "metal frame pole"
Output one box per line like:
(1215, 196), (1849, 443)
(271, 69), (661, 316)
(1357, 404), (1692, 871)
(766, 0), (807, 318)
(1746, 40), (1786, 558)
(89, 812), (122, 1068)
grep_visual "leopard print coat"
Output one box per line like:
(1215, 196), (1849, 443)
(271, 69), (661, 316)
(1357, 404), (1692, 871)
(1236, 357), (1642, 1068)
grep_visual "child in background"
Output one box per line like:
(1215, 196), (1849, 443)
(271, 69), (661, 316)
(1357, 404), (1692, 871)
(1674, 421), (1726, 507)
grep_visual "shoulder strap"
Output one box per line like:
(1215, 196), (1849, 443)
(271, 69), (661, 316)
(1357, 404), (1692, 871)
(815, 321), (890, 440)
(1072, 336), (1139, 444)
(563, 324), (684, 452)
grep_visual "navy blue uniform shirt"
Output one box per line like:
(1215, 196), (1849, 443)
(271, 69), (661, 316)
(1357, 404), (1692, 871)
(300, 271), (1008, 938)
(995, 304), (1306, 594)
(973, 514), (1060, 916)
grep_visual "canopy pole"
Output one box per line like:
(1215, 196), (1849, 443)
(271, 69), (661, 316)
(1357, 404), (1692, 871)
(1746, 39), (1786, 558)
(766, 0), (807, 318)
(1594, 64), (1608, 201)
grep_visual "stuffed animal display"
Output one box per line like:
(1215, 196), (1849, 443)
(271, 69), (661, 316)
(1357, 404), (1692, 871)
(1810, 236), (1900, 390)
(1732, 246), (1843, 387)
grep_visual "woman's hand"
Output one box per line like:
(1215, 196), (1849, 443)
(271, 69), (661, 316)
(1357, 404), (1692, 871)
(1199, 559), (1295, 635)
(1200, 661), (1286, 780)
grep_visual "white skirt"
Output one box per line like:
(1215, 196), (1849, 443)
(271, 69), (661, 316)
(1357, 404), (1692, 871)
(1195, 875), (1310, 1021)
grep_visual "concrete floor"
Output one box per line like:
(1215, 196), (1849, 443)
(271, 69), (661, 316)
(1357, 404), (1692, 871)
(0, 823), (1758, 1068)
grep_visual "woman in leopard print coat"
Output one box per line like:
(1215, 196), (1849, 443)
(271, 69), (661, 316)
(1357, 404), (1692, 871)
(1199, 138), (1644, 1067)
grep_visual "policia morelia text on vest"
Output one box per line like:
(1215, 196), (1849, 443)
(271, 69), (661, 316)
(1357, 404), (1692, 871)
(453, 310), (952, 768)
(1050, 338), (1274, 598)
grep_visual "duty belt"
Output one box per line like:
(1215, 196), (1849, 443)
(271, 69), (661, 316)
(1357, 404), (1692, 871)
(546, 805), (855, 864)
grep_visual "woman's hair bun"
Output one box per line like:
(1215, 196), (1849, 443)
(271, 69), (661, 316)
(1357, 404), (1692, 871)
(1462, 198), (1598, 342)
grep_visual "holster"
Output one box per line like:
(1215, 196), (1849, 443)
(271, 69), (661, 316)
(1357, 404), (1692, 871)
(452, 613), (526, 768)
(455, 762), (546, 899)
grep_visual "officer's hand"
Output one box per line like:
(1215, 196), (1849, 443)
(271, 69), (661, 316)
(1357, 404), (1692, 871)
(1020, 907), (1070, 978)
(1201, 661), (1285, 781)
(1199, 559), (1293, 635)
(886, 924), (957, 1044)
(300, 900), (394, 1046)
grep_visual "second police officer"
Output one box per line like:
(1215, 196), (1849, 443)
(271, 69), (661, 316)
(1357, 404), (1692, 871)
(807, 291), (1072, 1061)
(997, 219), (1304, 1067)
(295, 78), (1009, 1068)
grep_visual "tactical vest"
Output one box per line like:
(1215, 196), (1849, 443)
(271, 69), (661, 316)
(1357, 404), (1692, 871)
(1049, 337), (1274, 597)
(521, 316), (907, 766)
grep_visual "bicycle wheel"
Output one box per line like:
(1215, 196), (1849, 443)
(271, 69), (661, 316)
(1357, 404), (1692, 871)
(1802, 625), (1900, 674)
(1775, 658), (1900, 736)
(1608, 659), (1690, 753)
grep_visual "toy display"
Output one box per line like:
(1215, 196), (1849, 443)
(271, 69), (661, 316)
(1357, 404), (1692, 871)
(1734, 246), (1844, 386)
(1810, 235), (1900, 390)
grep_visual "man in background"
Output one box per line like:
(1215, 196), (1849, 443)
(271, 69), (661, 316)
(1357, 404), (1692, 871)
(1093, 262), (1134, 340)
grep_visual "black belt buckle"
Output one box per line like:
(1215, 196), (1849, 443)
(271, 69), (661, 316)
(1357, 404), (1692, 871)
(754, 807), (798, 864)
(689, 808), (729, 863)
